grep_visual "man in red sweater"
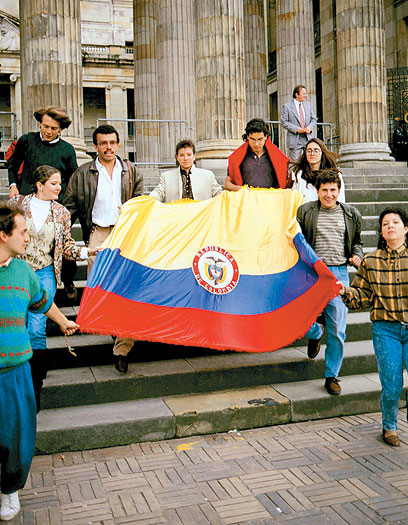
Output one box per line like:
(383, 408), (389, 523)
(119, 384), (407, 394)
(225, 118), (289, 191)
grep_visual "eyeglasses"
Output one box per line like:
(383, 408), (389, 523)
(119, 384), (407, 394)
(306, 148), (321, 154)
(97, 141), (118, 147)
(247, 137), (265, 144)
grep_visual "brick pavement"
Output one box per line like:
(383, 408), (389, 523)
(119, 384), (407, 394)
(11, 411), (408, 524)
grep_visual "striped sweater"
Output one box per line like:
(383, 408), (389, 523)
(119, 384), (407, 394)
(0, 258), (52, 369)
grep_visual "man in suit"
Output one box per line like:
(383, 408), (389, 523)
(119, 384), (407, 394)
(150, 140), (222, 202)
(280, 85), (317, 161)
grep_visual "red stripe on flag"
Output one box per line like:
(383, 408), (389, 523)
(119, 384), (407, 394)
(77, 261), (340, 353)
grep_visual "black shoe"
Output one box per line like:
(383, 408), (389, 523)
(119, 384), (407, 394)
(325, 377), (341, 395)
(115, 355), (128, 374)
(307, 324), (325, 359)
(64, 283), (77, 301)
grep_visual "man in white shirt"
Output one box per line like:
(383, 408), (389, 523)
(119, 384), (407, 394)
(280, 85), (317, 161)
(150, 140), (222, 202)
(63, 125), (144, 373)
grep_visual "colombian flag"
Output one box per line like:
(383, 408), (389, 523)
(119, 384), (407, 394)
(77, 189), (340, 352)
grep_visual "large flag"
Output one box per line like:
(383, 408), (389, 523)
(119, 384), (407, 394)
(77, 189), (340, 352)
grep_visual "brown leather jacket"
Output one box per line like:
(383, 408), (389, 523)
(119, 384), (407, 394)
(63, 157), (144, 244)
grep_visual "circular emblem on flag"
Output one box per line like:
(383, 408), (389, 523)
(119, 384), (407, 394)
(192, 246), (239, 295)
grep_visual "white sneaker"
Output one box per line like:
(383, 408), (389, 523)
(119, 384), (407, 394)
(0, 491), (20, 521)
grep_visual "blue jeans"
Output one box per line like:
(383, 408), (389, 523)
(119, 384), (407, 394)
(28, 265), (56, 349)
(372, 321), (408, 431)
(306, 265), (349, 378)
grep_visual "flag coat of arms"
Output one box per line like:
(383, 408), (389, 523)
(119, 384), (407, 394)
(77, 189), (340, 352)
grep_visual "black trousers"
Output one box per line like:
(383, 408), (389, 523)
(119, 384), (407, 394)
(61, 258), (77, 288)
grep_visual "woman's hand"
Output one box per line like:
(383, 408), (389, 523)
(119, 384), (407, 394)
(60, 319), (79, 336)
(87, 245), (103, 257)
(337, 281), (346, 295)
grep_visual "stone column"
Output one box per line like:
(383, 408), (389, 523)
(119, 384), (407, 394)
(320, 0), (339, 144)
(195, 0), (246, 167)
(243, 0), (268, 120)
(19, 0), (89, 161)
(9, 74), (22, 138)
(105, 84), (128, 159)
(157, 0), (196, 163)
(336, 0), (394, 165)
(133, 0), (160, 164)
(276, 0), (316, 150)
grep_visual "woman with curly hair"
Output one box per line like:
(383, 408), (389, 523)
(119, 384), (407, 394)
(340, 208), (408, 447)
(12, 165), (98, 411)
(291, 137), (345, 203)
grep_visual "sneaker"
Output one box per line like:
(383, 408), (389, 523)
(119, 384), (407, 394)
(0, 491), (20, 521)
(382, 429), (400, 447)
(64, 283), (77, 301)
(307, 324), (325, 359)
(114, 355), (128, 374)
(325, 377), (341, 395)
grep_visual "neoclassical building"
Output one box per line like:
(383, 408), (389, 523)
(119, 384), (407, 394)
(0, 0), (406, 170)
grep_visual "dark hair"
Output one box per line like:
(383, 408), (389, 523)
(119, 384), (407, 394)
(291, 137), (339, 186)
(0, 200), (24, 236)
(242, 118), (270, 141)
(32, 165), (60, 193)
(175, 139), (195, 156)
(34, 106), (72, 130)
(378, 208), (408, 249)
(174, 139), (196, 167)
(293, 85), (306, 98)
(92, 125), (120, 145)
(314, 169), (342, 191)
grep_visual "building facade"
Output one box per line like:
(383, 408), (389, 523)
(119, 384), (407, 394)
(0, 1), (406, 169)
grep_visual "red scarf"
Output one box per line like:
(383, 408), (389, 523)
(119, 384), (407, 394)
(228, 138), (290, 188)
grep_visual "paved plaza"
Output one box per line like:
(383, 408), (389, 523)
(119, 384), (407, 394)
(11, 410), (408, 524)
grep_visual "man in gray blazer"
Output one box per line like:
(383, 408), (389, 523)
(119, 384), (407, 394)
(150, 140), (222, 202)
(280, 85), (317, 161)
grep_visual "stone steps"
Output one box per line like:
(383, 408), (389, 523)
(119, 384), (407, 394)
(5, 167), (408, 453)
(41, 326), (376, 409)
(36, 370), (403, 454)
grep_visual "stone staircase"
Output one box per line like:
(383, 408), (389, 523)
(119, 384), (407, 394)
(2, 165), (408, 454)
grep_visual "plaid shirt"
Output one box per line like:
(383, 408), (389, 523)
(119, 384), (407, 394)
(342, 244), (408, 323)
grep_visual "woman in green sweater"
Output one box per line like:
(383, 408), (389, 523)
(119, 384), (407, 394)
(0, 201), (78, 521)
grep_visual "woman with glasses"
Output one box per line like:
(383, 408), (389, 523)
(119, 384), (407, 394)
(290, 137), (345, 203)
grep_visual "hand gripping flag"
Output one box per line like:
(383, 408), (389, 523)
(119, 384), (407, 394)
(77, 189), (340, 352)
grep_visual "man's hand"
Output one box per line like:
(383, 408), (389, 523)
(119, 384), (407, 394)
(87, 245), (102, 257)
(304, 127), (311, 134)
(9, 185), (19, 199)
(348, 255), (361, 268)
(60, 319), (79, 336)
